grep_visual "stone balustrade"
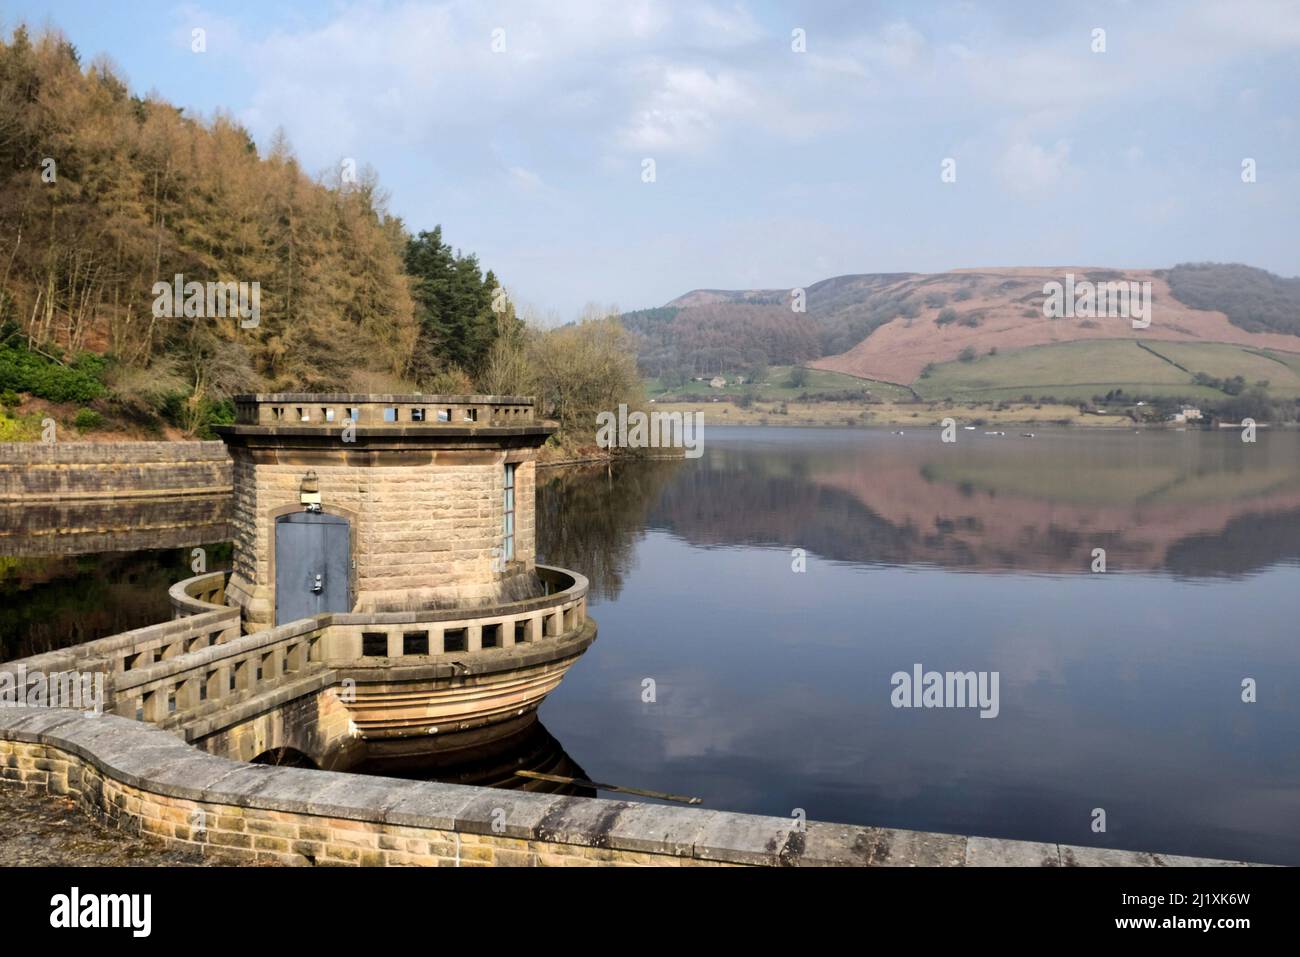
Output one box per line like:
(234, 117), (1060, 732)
(111, 618), (328, 724)
(321, 565), (588, 660)
(1, 565), (590, 740)
(232, 393), (537, 429)
(0, 606), (240, 689)
(169, 570), (232, 617)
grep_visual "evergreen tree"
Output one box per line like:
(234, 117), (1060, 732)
(404, 227), (502, 382)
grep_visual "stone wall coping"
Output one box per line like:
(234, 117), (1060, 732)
(0, 707), (1262, 867)
(0, 440), (229, 466)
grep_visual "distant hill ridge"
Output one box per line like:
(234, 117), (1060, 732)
(625, 263), (1300, 387)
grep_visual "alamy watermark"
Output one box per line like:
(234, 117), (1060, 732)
(50, 887), (150, 937)
(152, 273), (260, 328)
(891, 664), (1000, 718)
(0, 667), (105, 714)
(1043, 273), (1150, 329)
(595, 403), (703, 459)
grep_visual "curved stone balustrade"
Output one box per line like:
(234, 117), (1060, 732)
(147, 567), (587, 731)
(323, 564), (588, 661)
(0, 565), (594, 757)
(170, 570), (232, 617)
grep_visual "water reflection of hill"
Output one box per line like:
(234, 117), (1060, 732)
(545, 433), (1300, 582)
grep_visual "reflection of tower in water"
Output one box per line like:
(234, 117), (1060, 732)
(352, 715), (595, 798)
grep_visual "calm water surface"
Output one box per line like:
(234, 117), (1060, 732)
(535, 427), (1300, 865)
(4, 427), (1298, 863)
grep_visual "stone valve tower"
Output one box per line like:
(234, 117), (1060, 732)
(207, 393), (596, 761)
(217, 394), (555, 627)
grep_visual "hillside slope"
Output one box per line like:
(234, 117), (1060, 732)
(810, 267), (1300, 384)
(635, 264), (1300, 390)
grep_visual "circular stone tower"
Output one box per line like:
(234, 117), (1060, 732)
(215, 394), (553, 629)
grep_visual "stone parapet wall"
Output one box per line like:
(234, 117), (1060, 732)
(233, 394), (536, 428)
(0, 441), (232, 502)
(0, 708), (1257, 867)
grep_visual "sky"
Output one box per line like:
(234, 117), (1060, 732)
(4, 0), (1299, 319)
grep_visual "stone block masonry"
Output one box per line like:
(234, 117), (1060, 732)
(0, 708), (1260, 867)
(0, 441), (232, 502)
(213, 394), (555, 627)
(228, 455), (537, 614)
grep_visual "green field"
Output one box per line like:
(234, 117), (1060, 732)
(913, 339), (1300, 402)
(1138, 342), (1300, 399)
(645, 365), (913, 401)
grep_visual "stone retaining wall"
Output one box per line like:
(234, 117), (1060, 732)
(0, 441), (232, 501)
(0, 494), (230, 557)
(0, 708), (1257, 867)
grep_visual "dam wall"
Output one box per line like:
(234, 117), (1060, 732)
(0, 441), (231, 502)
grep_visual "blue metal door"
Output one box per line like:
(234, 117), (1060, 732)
(275, 512), (350, 625)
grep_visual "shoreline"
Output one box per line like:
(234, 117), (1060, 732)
(647, 398), (1292, 430)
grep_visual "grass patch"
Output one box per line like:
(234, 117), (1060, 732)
(1139, 342), (1300, 399)
(646, 365), (912, 402)
(0, 408), (41, 441)
(911, 339), (1290, 403)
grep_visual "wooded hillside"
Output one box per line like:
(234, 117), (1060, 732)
(0, 25), (509, 435)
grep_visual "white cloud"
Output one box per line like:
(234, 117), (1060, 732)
(1190, 0), (1300, 51)
(866, 20), (928, 69)
(998, 140), (1076, 198)
(687, 2), (763, 47)
(618, 64), (756, 152)
(143, 0), (1300, 313)
(508, 166), (543, 190)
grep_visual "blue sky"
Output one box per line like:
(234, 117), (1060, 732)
(5, 0), (1299, 319)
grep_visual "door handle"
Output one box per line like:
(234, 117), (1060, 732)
(311, 573), (323, 593)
